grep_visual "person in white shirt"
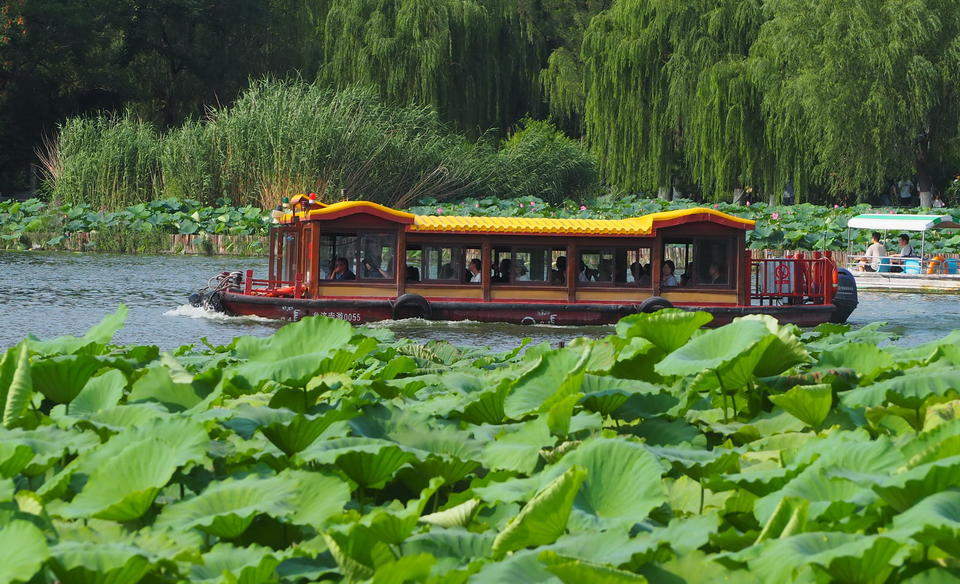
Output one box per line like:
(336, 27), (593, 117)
(661, 260), (679, 287)
(933, 194), (946, 208)
(893, 234), (915, 257)
(859, 231), (886, 272)
(467, 258), (482, 283)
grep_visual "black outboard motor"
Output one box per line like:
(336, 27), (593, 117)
(830, 267), (858, 323)
(189, 271), (241, 313)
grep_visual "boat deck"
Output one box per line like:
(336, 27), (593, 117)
(853, 271), (960, 294)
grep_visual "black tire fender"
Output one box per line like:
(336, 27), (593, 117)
(392, 293), (432, 320)
(638, 296), (673, 313)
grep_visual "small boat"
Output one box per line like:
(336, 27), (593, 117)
(845, 213), (960, 293)
(191, 198), (856, 326)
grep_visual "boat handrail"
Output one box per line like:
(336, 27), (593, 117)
(749, 257), (835, 306)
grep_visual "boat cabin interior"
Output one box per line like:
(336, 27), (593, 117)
(265, 199), (756, 307)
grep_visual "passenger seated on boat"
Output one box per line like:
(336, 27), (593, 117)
(494, 259), (512, 283)
(859, 232), (885, 272)
(680, 262), (694, 286)
(892, 234), (917, 258)
(439, 262), (455, 280)
(405, 265), (420, 282)
(661, 260), (679, 287)
(597, 259), (614, 282)
(630, 262), (643, 284)
(706, 262), (724, 284)
(361, 258), (386, 278)
(466, 258), (482, 283)
(329, 257), (356, 281)
(551, 256), (567, 284)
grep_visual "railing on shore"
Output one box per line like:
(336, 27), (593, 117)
(749, 255), (835, 306)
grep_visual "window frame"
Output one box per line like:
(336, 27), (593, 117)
(661, 236), (736, 289)
(318, 229), (398, 285)
(575, 245), (654, 289)
(490, 245), (568, 287)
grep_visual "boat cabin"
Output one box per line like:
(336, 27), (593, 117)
(205, 198), (847, 326)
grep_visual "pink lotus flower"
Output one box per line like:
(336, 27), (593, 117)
(771, 212), (780, 220)
(519, 203), (524, 207)
(475, 203), (480, 208)
(580, 205), (587, 211)
(834, 204), (839, 209)
(436, 207), (443, 214)
(713, 204), (719, 208)
(746, 201), (751, 206)
(530, 201), (536, 206)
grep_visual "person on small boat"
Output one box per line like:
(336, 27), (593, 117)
(329, 257), (356, 280)
(661, 260), (679, 287)
(467, 258), (482, 283)
(597, 258), (614, 282)
(551, 256), (567, 284)
(706, 262), (724, 284)
(859, 232), (886, 272)
(361, 257), (386, 278)
(892, 234), (916, 258)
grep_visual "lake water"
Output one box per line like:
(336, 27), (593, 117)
(1, 251), (957, 351)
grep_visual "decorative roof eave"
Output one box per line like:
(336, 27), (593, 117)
(280, 201), (754, 236)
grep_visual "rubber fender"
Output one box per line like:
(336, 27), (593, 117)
(638, 296), (673, 314)
(392, 293), (432, 320)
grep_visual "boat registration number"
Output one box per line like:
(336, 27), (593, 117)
(318, 311), (363, 323)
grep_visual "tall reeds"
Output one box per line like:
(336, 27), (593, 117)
(42, 81), (597, 209)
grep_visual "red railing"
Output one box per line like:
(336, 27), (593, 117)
(242, 270), (304, 298)
(750, 254), (836, 306)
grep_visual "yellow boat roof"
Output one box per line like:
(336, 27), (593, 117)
(281, 200), (754, 237)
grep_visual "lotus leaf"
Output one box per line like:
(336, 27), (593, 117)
(0, 520), (49, 584)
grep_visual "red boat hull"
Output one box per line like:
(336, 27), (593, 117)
(220, 293), (837, 328)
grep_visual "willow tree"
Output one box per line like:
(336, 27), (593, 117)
(750, 0), (960, 197)
(321, 0), (544, 133)
(581, 0), (769, 199)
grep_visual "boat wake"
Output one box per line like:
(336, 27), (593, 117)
(164, 304), (276, 324)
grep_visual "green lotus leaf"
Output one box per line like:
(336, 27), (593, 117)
(842, 368), (960, 411)
(743, 533), (903, 584)
(870, 455), (960, 512)
(459, 383), (510, 425)
(468, 548), (559, 584)
(401, 528), (493, 564)
(40, 415), (208, 503)
(189, 543), (280, 584)
(370, 553), (435, 584)
(156, 474), (298, 538)
(361, 477), (444, 544)
(295, 437), (417, 489)
(0, 342), (32, 429)
(814, 342), (894, 383)
(261, 408), (358, 456)
(0, 426), (97, 476)
(891, 489), (960, 555)
(278, 469), (351, 528)
(128, 363), (211, 412)
(648, 445), (740, 482)
(480, 417), (554, 474)
(0, 520), (49, 584)
(539, 551), (646, 584)
(27, 305), (127, 356)
(900, 568), (960, 584)
(492, 465), (587, 558)
(0, 441), (33, 478)
(322, 525), (385, 581)
(229, 352), (341, 390)
(31, 353), (104, 404)
(49, 541), (152, 584)
(579, 375), (662, 417)
(754, 496), (808, 543)
(233, 315), (355, 361)
(420, 499), (482, 529)
(738, 315), (810, 377)
(504, 347), (591, 418)
(902, 419), (960, 466)
(69, 369), (126, 416)
(615, 309), (713, 353)
(69, 403), (169, 434)
(655, 319), (774, 379)
(56, 437), (184, 521)
(769, 384), (833, 429)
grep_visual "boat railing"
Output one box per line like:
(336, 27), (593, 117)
(845, 255), (960, 275)
(750, 256), (835, 306)
(242, 270), (304, 298)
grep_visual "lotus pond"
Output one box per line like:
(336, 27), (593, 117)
(2, 305), (960, 584)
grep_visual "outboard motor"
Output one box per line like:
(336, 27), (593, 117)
(188, 271), (239, 313)
(830, 267), (858, 323)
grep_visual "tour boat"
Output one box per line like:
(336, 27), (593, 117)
(191, 198), (857, 326)
(845, 213), (960, 293)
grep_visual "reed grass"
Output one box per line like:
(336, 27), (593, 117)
(43, 81), (598, 209)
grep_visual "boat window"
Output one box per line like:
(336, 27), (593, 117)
(423, 246), (460, 281)
(662, 238), (731, 287)
(695, 239), (730, 286)
(463, 248), (482, 283)
(405, 247), (422, 282)
(578, 248), (652, 287)
(281, 231), (299, 283)
(320, 232), (396, 281)
(492, 247), (566, 285)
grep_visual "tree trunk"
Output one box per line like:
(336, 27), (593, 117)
(658, 186), (672, 201)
